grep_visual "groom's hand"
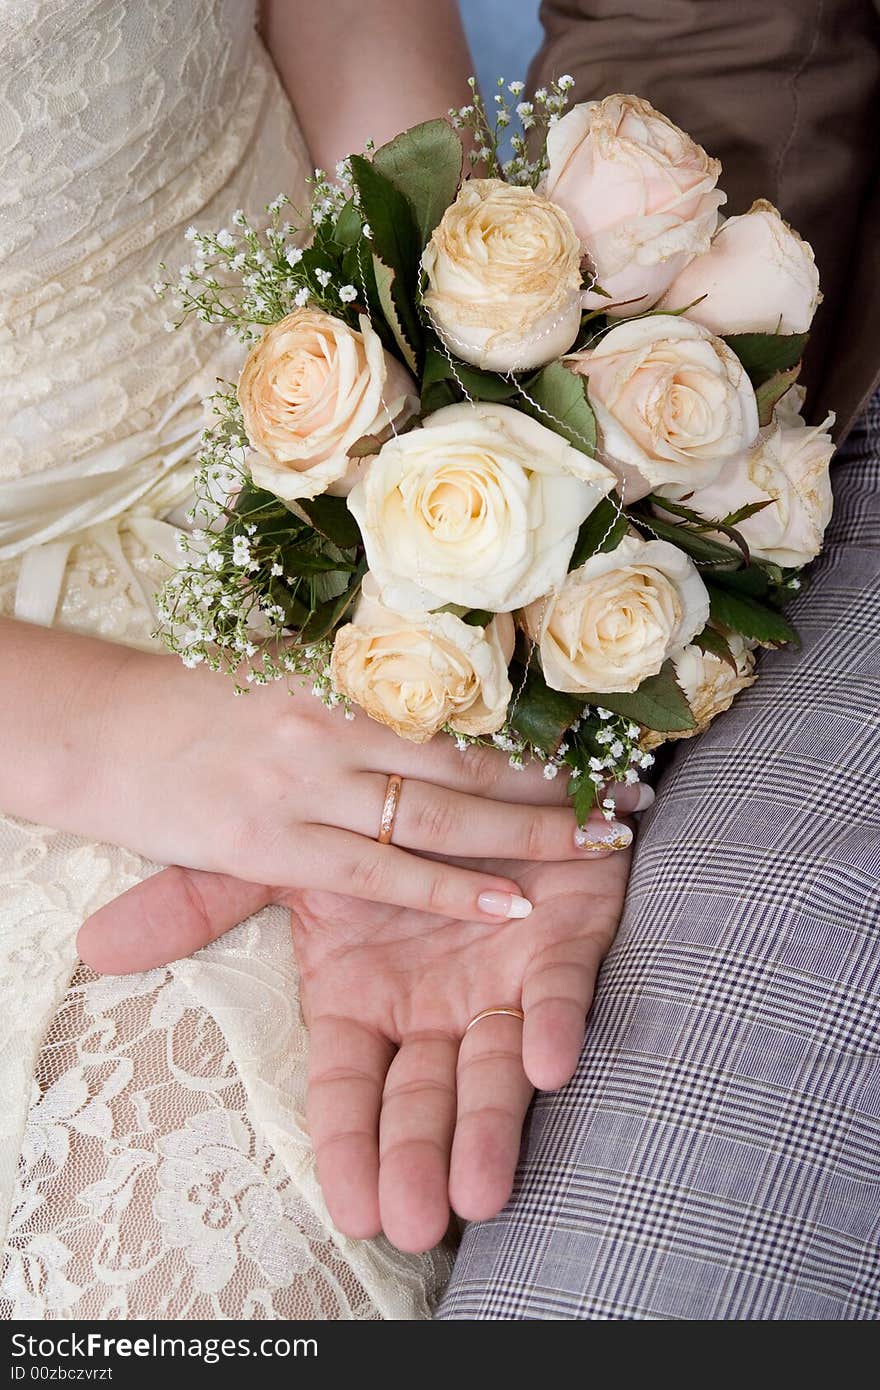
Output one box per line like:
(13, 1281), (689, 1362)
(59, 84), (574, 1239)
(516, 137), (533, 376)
(78, 847), (630, 1251)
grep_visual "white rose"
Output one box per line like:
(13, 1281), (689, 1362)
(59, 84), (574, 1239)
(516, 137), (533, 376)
(523, 532), (710, 694)
(641, 633), (757, 751)
(347, 401), (616, 614)
(545, 94), (725, 314)
(330, 575), (514, 743)
(238, 309), (416, 502)
(680, 395), (836, 568)
(421, 179), (583, 372)
(567, 315), (759, 499)
(660, 200), (821, 335)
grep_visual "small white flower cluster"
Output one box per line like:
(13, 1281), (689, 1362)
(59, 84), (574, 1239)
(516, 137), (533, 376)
(441, 699), (649, 822)
(156, 386), (342, 696)
(310, 168), (350, 226)
(154, 181), (366, 346)
(561, 705), (654, 821)
(448, 75), (575, 187)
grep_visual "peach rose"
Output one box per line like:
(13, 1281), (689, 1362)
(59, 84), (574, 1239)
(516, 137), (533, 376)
(421, 179), (583, 372)
(641, 633), (757, 751)
(238, 309), (415, 502)
(681, 392), (835, 568)
(330, 575), (514, 743)
(660, 200), (821, 335)
(567, 315), (759, 499)
(545, 94), (725, 314)
(522, 532), (710, 694)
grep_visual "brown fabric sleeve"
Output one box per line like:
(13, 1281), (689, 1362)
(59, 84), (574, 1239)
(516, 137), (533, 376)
(529, 0), (880, 432)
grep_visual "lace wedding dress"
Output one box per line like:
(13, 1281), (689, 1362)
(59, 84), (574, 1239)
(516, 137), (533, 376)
(0, 0), (451, 1319)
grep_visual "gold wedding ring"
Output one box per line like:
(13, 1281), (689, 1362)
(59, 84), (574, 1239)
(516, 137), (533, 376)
(377, 773), (404, 845)
(464, 1006), (526, 1035)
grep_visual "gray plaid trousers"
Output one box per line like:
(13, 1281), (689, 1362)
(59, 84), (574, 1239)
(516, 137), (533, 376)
(438, 396), (880, 1320)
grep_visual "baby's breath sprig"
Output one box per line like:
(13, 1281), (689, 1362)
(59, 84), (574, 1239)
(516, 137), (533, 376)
(155, 386), (359, 695)
(441, 701), (648, 822)
(155, 179), (366, 346)
(449, 75), (575, 188)
(562, 707), (654, 823)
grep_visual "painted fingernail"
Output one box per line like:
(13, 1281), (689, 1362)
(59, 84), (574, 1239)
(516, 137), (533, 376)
(604, 781), (655, 812)
(632, 782), (656, 812)
(478, 891), (533, 919)
(574, 820), (633, 852)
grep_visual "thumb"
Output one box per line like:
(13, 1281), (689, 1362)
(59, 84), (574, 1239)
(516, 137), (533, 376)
(77, 866), (274, 975)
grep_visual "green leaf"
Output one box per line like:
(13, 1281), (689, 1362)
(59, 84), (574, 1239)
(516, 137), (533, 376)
(583, 662), (697, 733)
(706, 582), (798, 645)
(721, 499), (776, 528)
(311, 567), (355, 603)
(279, 550), (355, 577)
(334, 199), (363, 249)
(570, 768), (600, 826)
(295, 560), (367, 645)
(517, 361), (597, 455)
(435, 603), (493, 627)
(372, 256), (418, 373)
(635, 511), (744, 568)
(707, 565), (771, 599)
(420, 377), (459, 415)
(723, 332), (809, 386)
(372, 119), (463, 249)
(507, 665), (585, 755)
(348, 154), (422, 365)
(693, 625), (738, 671)
(297, 494), (362, 551)
(755, 365), (802, 426)
(568, 495), (627, 570)
(422, 344), (517, 403)
(462, 608), (493, 628)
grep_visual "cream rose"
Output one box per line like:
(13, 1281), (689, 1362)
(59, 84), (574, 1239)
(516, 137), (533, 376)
(330, 575), (514, 743)
(238, 309), (415, 502)
(347, 401), (616, 614)
(523, 533), (709, 694)
(545, 94), (725, 314)
(421, 179), (583, 372)
(681, 393), (835, 568)
(567, 315), (759, 499)
(660, 201), (821, 335)
(641, 634), (757, 751)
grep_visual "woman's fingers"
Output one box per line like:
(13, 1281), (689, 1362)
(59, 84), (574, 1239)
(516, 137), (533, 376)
(364, 735), (654, 815)
(286, 825), (533, 922)
(378, 1034), (458, 1252)
(370, 737), (572, 806)
(341, 774), (633, 863)
(308, 1015), (395, 1239)
(77, 867), (273, 974)
(448, 1013), (533, 1223)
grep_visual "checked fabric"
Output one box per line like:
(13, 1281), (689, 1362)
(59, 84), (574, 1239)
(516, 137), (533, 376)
(439, 392), (880, 1321)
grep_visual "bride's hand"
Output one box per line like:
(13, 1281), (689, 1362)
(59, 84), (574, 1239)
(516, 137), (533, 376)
(79, 846), (631, 1252)
(53, 633), (636, 923)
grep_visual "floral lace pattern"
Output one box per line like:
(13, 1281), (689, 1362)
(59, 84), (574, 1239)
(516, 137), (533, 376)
(0, 0), (452, 1320)
(3, 963), (441, 1319)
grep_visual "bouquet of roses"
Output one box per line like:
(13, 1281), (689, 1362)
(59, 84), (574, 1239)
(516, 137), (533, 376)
(157, 78), (834, 827)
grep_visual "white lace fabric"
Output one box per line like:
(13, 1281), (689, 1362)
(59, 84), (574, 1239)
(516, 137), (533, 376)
(0, 0), (451, 1320)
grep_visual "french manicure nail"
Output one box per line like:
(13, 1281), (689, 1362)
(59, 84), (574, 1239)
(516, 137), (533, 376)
(631, 783), (655, 812)
(478, 891), (533, 920)
(605, 781), (655, 812)
(574, 820), (633, 852)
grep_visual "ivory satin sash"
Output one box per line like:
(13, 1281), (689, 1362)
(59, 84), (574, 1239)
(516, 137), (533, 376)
(0, 391), (205, 627)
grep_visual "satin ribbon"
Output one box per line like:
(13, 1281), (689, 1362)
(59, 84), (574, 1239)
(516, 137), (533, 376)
(0, 390), (206, 628)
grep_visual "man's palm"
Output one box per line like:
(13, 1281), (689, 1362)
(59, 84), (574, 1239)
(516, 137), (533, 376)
(79, 852), (629, 1252)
